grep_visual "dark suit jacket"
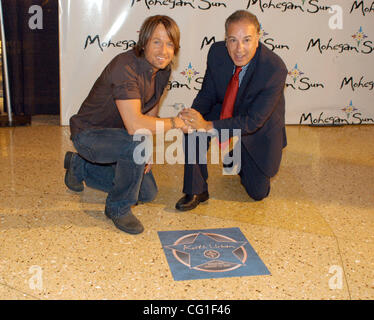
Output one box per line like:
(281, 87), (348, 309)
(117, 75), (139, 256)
(192, 41), (288, 177)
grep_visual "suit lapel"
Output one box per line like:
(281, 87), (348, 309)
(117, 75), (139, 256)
(219, 55), (235, 97)
(233, 43), (261, 115)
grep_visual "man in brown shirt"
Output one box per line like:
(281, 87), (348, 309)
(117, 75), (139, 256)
(64, 15), (186, 235)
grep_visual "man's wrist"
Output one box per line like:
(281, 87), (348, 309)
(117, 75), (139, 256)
(170, 117), (176, 129)
(205, 121), (213, 131)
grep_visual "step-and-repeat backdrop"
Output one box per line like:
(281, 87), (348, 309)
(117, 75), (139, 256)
(59, 0), (374, 125)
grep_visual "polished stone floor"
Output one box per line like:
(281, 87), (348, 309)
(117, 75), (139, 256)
(0, 116), (373, 300)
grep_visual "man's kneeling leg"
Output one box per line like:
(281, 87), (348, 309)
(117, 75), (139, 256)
(239, 151), (270, 201)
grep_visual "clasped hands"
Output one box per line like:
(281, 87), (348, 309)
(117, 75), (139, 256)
(174, 108), (213, 133)
(146, 108), (212, 174)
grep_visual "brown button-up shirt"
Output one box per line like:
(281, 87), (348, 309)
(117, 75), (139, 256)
(69, 49), (171, 138)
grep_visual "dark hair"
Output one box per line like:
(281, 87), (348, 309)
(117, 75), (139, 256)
(225, 10), (260, 35)
(135, 15), (180, 57)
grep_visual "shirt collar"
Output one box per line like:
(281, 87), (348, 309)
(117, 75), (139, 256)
(234, 60), (251, 74)
(241, 60), (251, 73)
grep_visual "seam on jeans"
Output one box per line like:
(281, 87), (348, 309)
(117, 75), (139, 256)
(108, 159), (141, 213)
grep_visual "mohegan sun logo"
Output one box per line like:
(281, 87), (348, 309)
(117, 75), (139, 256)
(286, 64), (324, 90)
(349, 1), (374, 16)
(83, 34), (136, 52)
(340, 75), (374, 91)
(341, 100), (358, 118)
(130, 0), (227, 10)
(181, 63), (200, 84)
(288, 64), (304, 83)
(260, 24), (290, 51)
(352, 26), (368, 46)
(300, 100), (374, 125)
(246, 0), (331, 13)
(306, 26), (373, 54)
(167, 63), (203, 91)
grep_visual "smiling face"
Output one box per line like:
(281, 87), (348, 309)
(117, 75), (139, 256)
(144, 23), (175, 72)
(225, 20), (259, 67)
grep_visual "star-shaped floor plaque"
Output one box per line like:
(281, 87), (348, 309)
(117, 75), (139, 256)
(158, 228), (270, 281)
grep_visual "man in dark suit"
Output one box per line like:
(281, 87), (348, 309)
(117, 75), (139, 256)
(176, 10), (288, 211)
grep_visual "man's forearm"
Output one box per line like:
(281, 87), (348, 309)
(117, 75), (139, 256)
(129, 115), (181, 134)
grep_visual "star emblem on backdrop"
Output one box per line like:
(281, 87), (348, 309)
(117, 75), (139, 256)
(342, 100), (358, 118)
(352, 26), (368, 47)
(288, 64), (304, 84)
(259, 24), (269, 39)
(180, 63), (199, 84)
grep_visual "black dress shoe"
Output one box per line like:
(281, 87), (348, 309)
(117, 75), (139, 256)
(64, 151), (84, 192)
(175, 191), (209, 211)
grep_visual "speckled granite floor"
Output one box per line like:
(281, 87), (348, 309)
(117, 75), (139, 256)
(0, 120), (373, 300)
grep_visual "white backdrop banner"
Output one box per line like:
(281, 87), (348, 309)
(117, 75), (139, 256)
(59, 0), (374, 126)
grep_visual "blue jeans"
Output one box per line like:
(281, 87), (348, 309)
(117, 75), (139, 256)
(71, 128), (157, 217)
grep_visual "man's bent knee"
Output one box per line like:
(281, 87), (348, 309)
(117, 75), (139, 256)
(139, 186), (158, 203)
(242, 183), (270, 202)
